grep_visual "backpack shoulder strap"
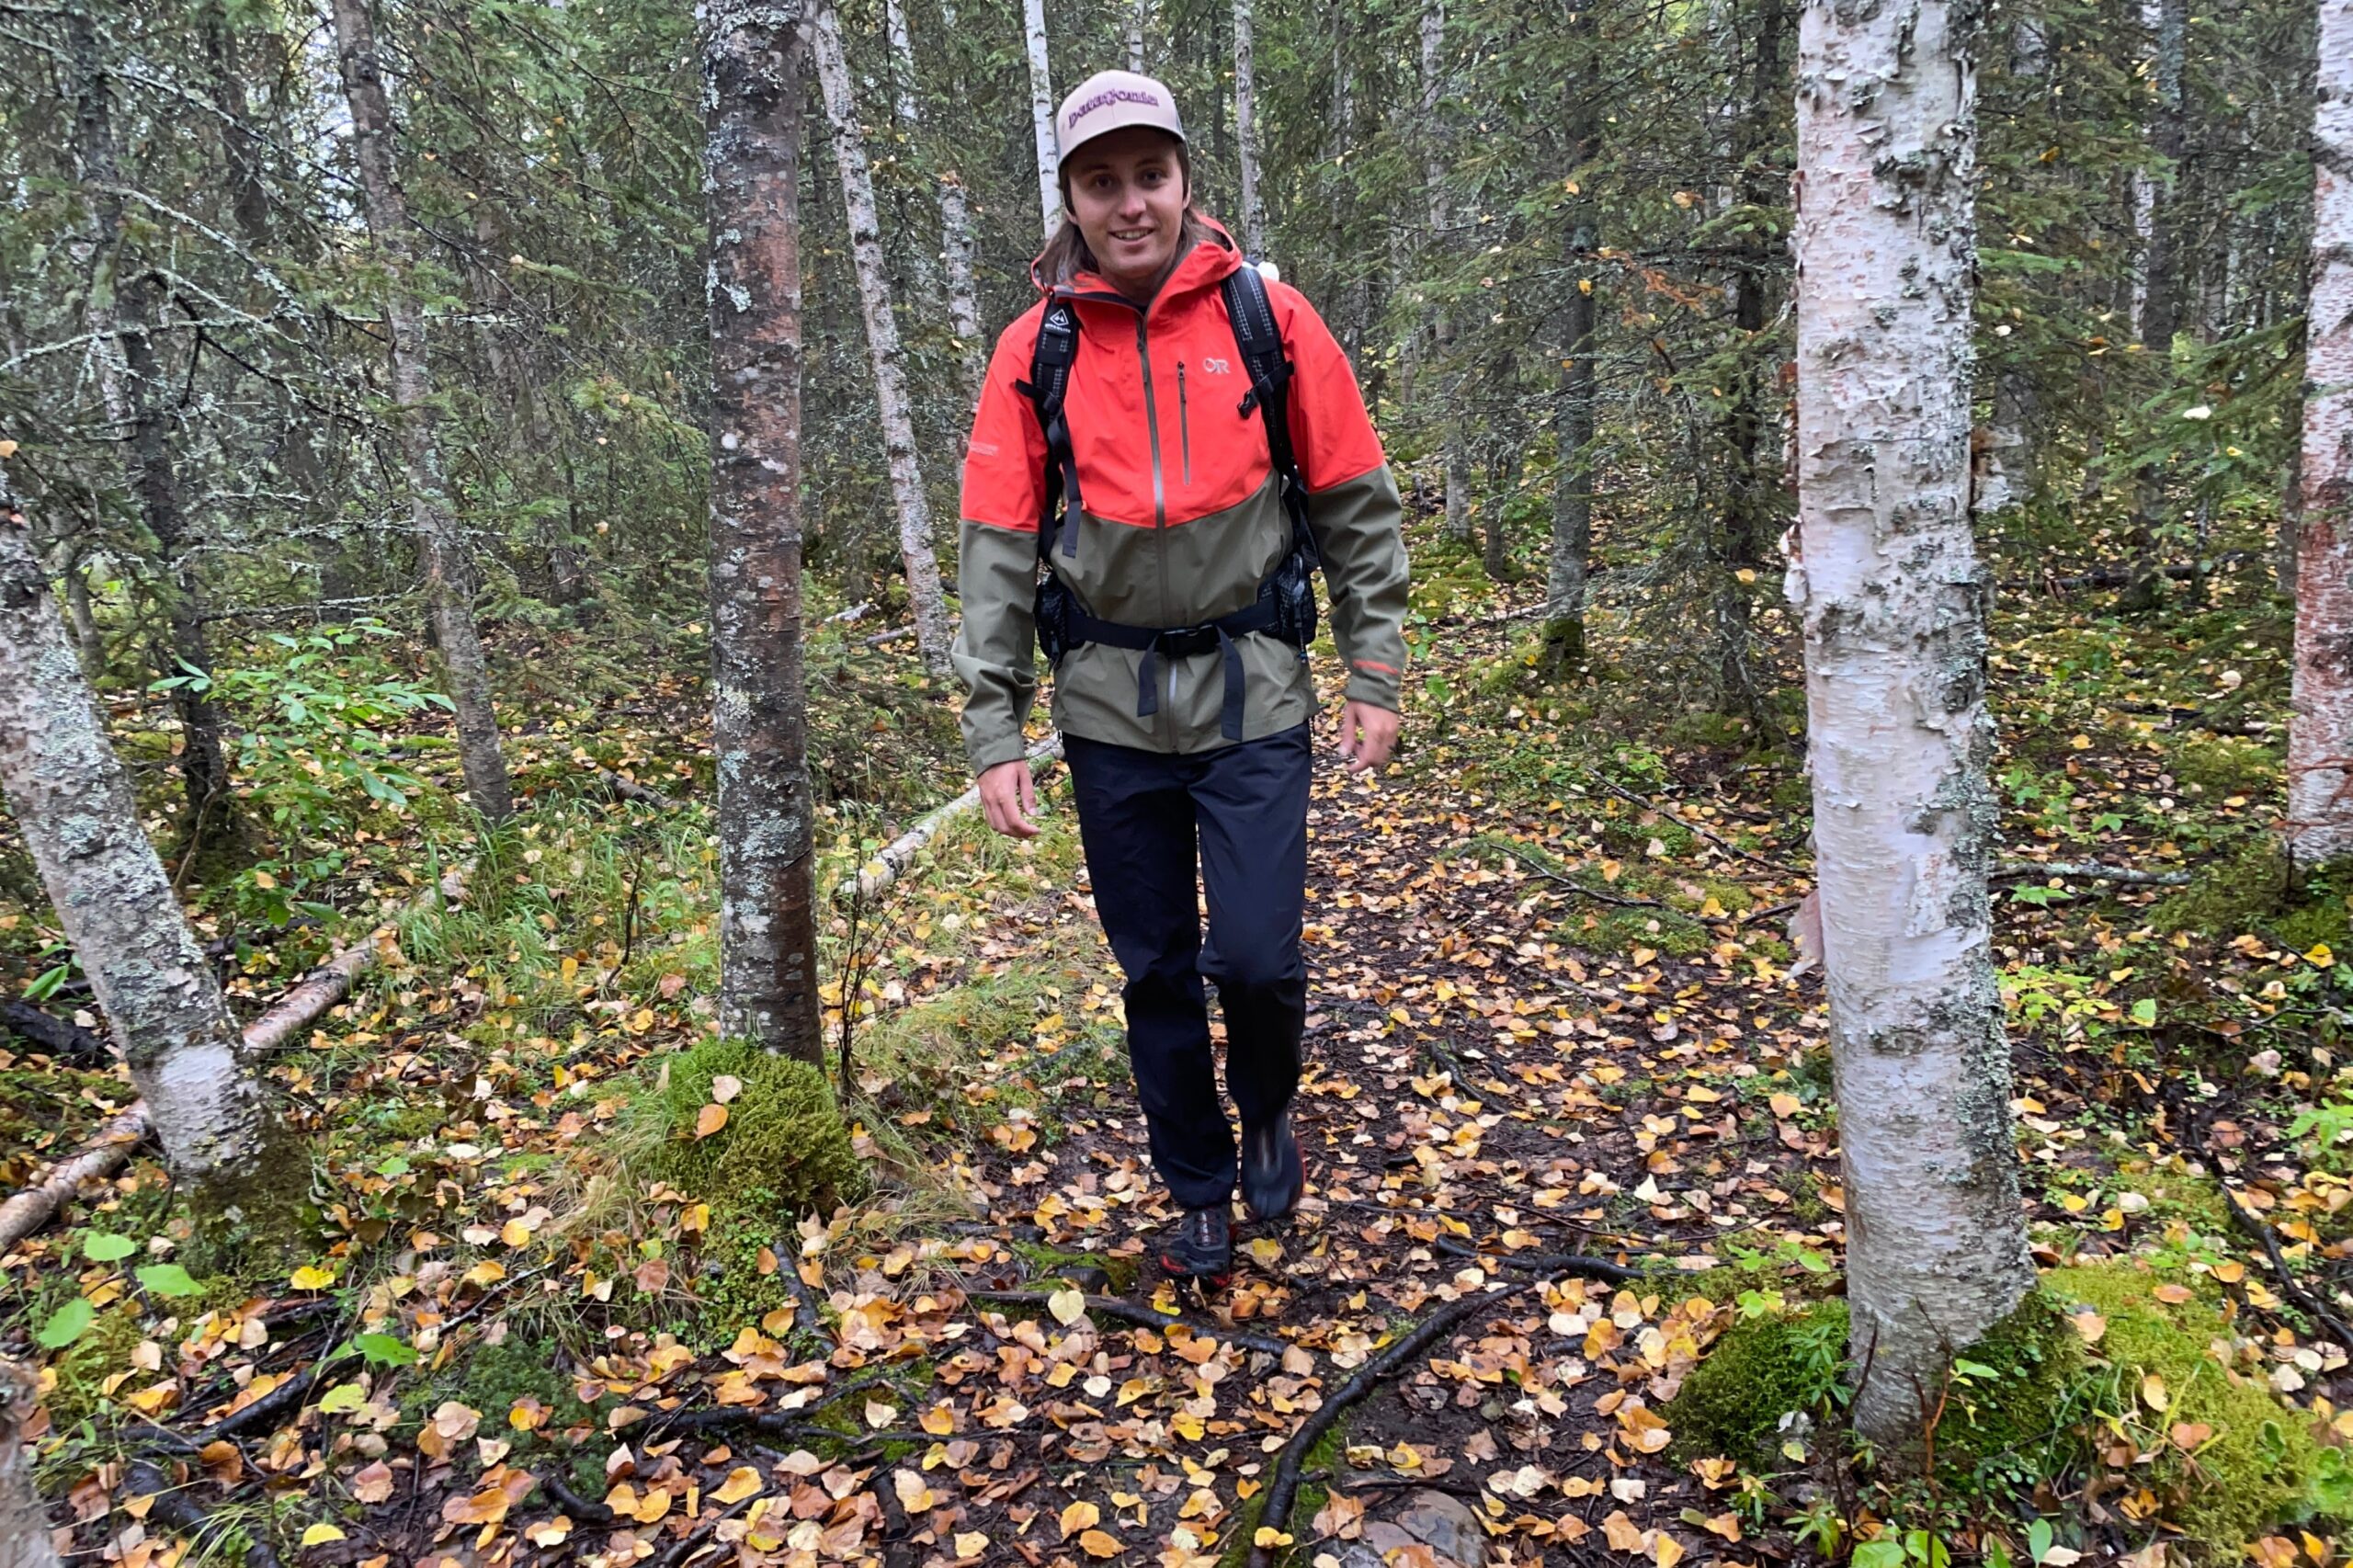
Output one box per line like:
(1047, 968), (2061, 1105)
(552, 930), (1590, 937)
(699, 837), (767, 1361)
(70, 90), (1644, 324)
(1015, 300), (1083, 562)
(1221, 265), (1317, 562)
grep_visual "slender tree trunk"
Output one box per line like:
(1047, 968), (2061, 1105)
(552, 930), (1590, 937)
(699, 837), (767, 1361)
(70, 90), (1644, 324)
(895, 0), (985, 409)
(1543, 119), (1599, 682)
(2289, 0), (2353, 868)
(1791, 0), (2031, 1459)
(879, 0), (942, 307)
(1023, 0), (1059, 242)
(70, 11), (232, 842)
(1328, 3), (1367, 364)
(811, 1), (954, 678)
(0, 1355), (61, 1568)
(1418, 0), (1471, 542)
(2123, 0), (2189, 613)
(1130, 0), (1151, 70)
(704, 0), (827, 1062)
(1233, 0), (1268, 258)
(0, 472), (300, 1234)
(331, 0), (514, 823)
(52, 540), (103, 680)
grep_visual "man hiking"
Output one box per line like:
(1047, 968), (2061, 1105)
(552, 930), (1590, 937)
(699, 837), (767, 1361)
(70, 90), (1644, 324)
(954, 69), (1409, 1287)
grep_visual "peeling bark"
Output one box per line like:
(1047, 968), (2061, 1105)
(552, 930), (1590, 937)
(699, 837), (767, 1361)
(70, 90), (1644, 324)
(810, 1), (953, 679)
(1129, 0), (1151, 71)
(331, 0), (515, 823)
(2290, 0), (2353, 867)
(931, 1), (986, 410)
(703, 0), (827, 1063)
(2123, 0), (2190, 612)
(1791, 0), (2032, 1457)
(0, 472), (298, 1229)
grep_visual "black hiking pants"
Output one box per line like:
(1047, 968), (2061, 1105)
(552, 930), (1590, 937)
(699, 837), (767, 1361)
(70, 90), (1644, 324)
(1063, 722), (1312, 1210)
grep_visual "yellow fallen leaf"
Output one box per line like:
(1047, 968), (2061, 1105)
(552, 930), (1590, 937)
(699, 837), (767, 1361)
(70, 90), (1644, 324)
(711, 1466), (763, 1506)
(894, 1470), (936, 1512)
(711, 1074), (744, 1104)
(301, 1524), (346, 1546)
(2153, 1282), (2194, 1304)
(1078, 1528), (1122, 1558)
(1254, 1528), (1295, 1549)
(953, 1532), (988, 1561)
(290, 1265), (335, 1291)
(2141, 1373), (2168, 1412)
(696, 1103), (728, 1139)
(2069, 1310), (2107, 1346)
(2212, 1260), (2246, 1284)
(920, 1401), (957, 1436)
(1768, 1093), (1802, 1119)
(500, 1219), (531, 1247)
(1048, 1288), (1087, 1326)
(1060, 1499), (1100, 1539)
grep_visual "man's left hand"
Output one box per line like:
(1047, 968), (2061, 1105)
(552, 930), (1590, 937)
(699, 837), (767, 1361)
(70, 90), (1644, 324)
(1336, 699), (1399, 775)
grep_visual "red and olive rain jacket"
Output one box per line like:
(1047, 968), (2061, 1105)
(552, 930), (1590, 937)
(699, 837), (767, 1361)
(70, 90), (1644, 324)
(953, 223), (1409, 773)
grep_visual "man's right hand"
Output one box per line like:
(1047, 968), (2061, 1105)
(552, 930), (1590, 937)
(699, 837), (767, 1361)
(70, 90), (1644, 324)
(977, 758), (1040, 838)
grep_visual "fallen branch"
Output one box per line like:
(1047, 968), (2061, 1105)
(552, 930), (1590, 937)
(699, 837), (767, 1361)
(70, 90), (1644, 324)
(2174, 1103), (2353, 1358)
(595, 768), (676, 809)
(0, 998), (111, 1065)
(121, 1460), (284, 1568)
(1993, 860), (2191, 888)
(2008, 553), (2253, 595)
(1430, 1233), (1648, 1285)
(1245, 1283), (1532, 1568)
(962, 1289), (1290, 1357)
(0, 937), (380, 1252)
(1590, 777), (1794, 875)
(839, 735), (1063, 901)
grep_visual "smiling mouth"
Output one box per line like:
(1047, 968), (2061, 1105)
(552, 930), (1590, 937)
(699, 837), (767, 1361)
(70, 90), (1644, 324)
(1110, 229), (1154, 243)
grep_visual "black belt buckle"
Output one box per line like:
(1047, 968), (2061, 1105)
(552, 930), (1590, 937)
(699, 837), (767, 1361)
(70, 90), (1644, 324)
(1154, 625), (1221, 660)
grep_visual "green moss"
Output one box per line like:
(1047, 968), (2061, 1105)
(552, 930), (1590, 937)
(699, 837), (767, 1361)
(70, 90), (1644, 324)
(2048, 1261), (2342, 1557)
(2150, 840), (2307, 940)
(638, 1039), (867, 1216)
(682, 1199), (806, 1350)
(1665, 1297), (1848, 1465)
(1011, 1240), (1140, 1295)
(1596, 815), (1698, 860)
(2169, 737), (2279, 798)
(41, 1303), (149, 1427)
(1580, 907), (1710, 958)
(1932, 1291), (2086, 1484)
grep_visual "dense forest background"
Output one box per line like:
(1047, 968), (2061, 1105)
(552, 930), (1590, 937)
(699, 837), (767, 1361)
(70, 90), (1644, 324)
(6, 0), (2353, 1564)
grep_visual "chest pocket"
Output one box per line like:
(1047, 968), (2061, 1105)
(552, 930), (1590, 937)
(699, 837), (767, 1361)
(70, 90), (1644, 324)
(1065, 301), (1274, 528)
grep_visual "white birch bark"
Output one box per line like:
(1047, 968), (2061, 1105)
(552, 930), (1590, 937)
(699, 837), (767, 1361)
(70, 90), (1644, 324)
(1790, 0), (2032, 1456)
(2289, 0), (2353, 867)
(331, 0), (515, 823)
(0, 1357), (60, 1568)
(811, 1), (954, 679)
(879, 0), (940, 305)
(1129, 0), (1151, 71)
(1233, 0), (1268, 258)
(1024, 0), (1060, 242)
(887, 0), (983, 405)
(0, 472), (295, 1219)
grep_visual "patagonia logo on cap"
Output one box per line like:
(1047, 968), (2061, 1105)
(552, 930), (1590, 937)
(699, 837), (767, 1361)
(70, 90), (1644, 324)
(1066, 86), (1160, 128)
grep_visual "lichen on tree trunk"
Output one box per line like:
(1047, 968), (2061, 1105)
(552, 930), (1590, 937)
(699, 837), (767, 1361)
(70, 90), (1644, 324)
(0, 471), (302, 1247)
(1791, 0), (2033, 1459)
(2290, 0), (2353, 867)
(703, 0), (827, 1065)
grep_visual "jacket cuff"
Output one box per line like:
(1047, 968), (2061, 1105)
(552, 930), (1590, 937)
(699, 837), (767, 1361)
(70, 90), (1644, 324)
(966, 731), (1032, 776)
(1343, 664), (1403, 711)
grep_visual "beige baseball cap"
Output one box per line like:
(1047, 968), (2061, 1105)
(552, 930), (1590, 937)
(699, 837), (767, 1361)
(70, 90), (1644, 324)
(1054, 70), (1187, 166)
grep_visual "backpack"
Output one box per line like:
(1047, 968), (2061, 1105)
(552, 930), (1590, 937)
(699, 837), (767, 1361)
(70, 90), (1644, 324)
(1017, 264), (1321, 743)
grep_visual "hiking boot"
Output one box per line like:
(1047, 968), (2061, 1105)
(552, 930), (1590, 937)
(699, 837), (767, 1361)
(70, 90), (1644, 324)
(1158, 1205), (1233, 1285)
(1241, 1110), (1304, 1221)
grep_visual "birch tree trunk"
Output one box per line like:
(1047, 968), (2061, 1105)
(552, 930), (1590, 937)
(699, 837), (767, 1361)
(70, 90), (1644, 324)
(1542, 24), (1600, 676)
(2289, 0), (2353, 868)
(0, 471), (300, 1236)
(1129, 0), (1151, 71)
(1023, 0), (1060, 242)
(703, 0), (827, 1063)
(1233, 0), (1268, 258)
(892, 0), (984, 407)
(1791, 0), (2032, 1458)
(70, 10), (233, 843)
(811, 1), (954, 678)
(0, 1356), (60, 1568)
(2123, 0), (2189, 613)
(879, 0), (941, 306)
(331, 0), (515, 824)
(1418, 0), (1472, 542)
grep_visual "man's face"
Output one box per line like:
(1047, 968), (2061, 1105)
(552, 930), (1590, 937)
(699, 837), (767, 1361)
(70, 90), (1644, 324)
(1064, 128), (1188, 294)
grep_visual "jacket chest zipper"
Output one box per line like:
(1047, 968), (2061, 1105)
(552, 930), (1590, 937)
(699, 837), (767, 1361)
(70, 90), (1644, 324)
(1176, 359), (1191, 487)
(1132, 315), (1174, 725)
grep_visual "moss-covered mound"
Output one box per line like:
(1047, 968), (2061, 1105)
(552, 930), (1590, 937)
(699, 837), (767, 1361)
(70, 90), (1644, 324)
(640, 1039), (867, 1216)
(2048, 1261), (2347, 1558)
(1929, 1290), (2086, 1484)
(1667, 1297), (1848, 1465)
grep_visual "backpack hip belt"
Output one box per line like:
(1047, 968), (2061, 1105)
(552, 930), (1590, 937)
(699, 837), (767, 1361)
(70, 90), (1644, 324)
(1017, 264), (1321, 744)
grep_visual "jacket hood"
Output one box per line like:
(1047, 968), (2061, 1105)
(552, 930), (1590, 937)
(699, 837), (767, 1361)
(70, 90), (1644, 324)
(1029, 216), (1245, 309)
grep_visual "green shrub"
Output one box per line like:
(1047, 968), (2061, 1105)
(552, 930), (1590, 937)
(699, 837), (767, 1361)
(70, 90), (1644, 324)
(637, 1039), (867, 1216)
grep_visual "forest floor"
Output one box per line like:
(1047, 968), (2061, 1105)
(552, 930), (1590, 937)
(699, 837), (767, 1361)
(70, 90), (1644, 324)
(7, 541), (2353, 1568)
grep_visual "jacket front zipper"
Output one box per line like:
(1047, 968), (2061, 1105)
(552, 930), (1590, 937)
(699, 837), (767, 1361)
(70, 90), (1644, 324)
(1176, 359), (1191, 487)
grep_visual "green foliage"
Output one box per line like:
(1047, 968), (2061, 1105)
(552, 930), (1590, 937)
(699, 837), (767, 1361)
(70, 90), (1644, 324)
(633, 1038), (867, 1217)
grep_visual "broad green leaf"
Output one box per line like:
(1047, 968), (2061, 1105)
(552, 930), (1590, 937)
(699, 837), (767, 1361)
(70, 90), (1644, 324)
(355, 1333), (418, 1367)
(136, 1264), (202, 1298)
(37, 1299), (95, 1349)
(82, 1233), (136, 1263)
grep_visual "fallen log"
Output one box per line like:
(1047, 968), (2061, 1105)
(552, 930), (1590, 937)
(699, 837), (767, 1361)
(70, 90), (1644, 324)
(1993, 859), (2191, 888)
(0, 938), (379, 1252)
(121, 1460), (282, 1568)
(0, 999), (110, 1066)
(839, 735), (1063, 902)
(595, 768), (676, 809)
